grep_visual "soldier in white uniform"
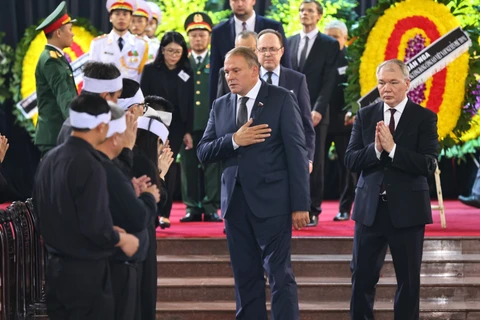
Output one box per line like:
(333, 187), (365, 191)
(130, 0), (151, 37)
(90, 0), (149, 82)
(146, 1), (161, 62)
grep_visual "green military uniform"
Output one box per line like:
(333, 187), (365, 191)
(34, 1), (78, 155)
(180, 12), (221, 220)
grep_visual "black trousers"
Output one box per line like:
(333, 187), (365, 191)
(46, 256), (114, 320)
(325, 132), (357, 213)
(310, 124), (328, 215)
(224, 185), (299, 320)
(110, 261), (140, 320)
(350, 199), (425, 320)
(140, 224), (158, 320)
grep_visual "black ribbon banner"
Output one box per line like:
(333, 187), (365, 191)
(357, 27), (471, 108)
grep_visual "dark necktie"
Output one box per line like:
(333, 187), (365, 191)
(118, 37), (124, 51)
(298, 36), (309, 71)
(242, 21), (247, 31)
(196, 55), (202, 67)
(389, 108), (396, 134)
(236, 97), (249, 128)
(266, 72), (273, 84)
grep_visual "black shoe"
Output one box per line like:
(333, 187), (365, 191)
(306, 214), (318, 227)
(333, 212), (350, 221)
(180, 212), (202, 222)
(204, 212), (223, 222)
(159, 217), (171, 229)
(458, 195), (480, 208)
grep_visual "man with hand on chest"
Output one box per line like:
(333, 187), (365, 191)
(180, 12), (222, 223)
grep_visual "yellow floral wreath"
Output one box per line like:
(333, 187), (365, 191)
(20, 26), (95, 126)
(359, 0), (470, 140)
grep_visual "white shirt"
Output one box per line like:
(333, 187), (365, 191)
(234, 12), (256, 35)
(297, 28), (319, 65)
(375, 96), (408, 160)
(191, 50), (209, 65)
(260, 66), (280, 86)
(232, 79), (262, 149)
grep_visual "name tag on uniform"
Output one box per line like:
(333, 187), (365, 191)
(178, 70), (190, 82)
(338, 66), (347, 75)
(104, 51), (114, 55)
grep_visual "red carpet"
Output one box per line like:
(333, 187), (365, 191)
(156, 200), (480, 238)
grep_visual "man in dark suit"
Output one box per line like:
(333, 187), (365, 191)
(197, 47), (310, 320)
(257, 29), (315, 168)
(288, 0), (340, 226)
(324, 21), (357, 221)
(209, 0), (291, 107)
(345, 59), (439, 320)
(217, 31), (258, 99)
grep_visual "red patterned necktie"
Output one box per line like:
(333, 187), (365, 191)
(389, 108), (396, 134)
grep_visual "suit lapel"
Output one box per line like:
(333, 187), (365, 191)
(229, 93), (237, 130)
(251, 81), (268, 122)
(291, 35), (300, 70)
(394, 100), (413, 141)
(229, 18), (236, 47)
(278, 66), (287, 87)
(254, 16), (263, 33)
(376, 102), (384, 123)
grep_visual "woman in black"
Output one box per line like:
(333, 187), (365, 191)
(133, 115), (173, 320)
(140, 31), (194, 229)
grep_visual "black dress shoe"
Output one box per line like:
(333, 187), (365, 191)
(159, 217), (171, 229)
(204, 212), (223, 222)
(180, 213), (202, 222)
(306, 214), (318, 227)
(458, 195), (480, 208)
(333, 212), (350, 221)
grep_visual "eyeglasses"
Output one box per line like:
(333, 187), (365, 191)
(128, 103), (147, 113)
(257, 47), (283, 54)
(164, 48), (183, 55)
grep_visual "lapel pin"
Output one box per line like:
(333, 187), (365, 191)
(258, 102), (264, 107)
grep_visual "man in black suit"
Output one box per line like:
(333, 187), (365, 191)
(323, 21), (357, 221)
(345, 59), (439, 320)
(217, 31), (258, 99)
(209, 0), (291, 107)
(198, 47), (310, 320)
(257, 29), (315, 167)
(288, 0), (340, 226)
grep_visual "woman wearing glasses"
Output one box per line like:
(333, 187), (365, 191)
(140, 31), (194, 229)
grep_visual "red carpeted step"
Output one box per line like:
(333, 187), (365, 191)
(156, 200), (480, 239)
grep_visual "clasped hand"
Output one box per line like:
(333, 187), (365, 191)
(375, 121), (395, 153)
(233, 118), (272, 147)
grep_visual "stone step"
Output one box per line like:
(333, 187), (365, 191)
(156, 237), (480, 256)
(157, 276), (480, 302)
(155, 300), (480, 320)
(157, 253), (480, 278)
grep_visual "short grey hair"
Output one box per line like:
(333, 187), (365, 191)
(236, 30), (257, 43)
(376, 59), (410, 80)
(225, 46), (261, 69)
(324, 20), (348, 37)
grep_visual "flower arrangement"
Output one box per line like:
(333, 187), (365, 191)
(0, 33), (14, 104)
(345, 0), (480, 158)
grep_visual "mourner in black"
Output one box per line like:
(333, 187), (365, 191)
(140, 31), (194, 228)
(96, 105), (160, 320)
(133, 115), (173, 320)
(33, 94), (139, 320)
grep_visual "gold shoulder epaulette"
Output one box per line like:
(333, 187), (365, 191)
(93, 34), (108, 41)
(49, 51), (58, 59)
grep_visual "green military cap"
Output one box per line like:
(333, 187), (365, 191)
(184, 12), (213, 34)
(36, 1), (76, 34)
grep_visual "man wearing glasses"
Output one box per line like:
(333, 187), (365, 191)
(256, 29), (315, 170)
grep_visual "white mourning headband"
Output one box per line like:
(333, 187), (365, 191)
(106, 113), (127, 138)
(69, 110), (111, 129)
(82, 76), (123, 93)
(137, 116), (169, 143)
(117, 88), (144, 111)
(143, 107), (172, 126)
